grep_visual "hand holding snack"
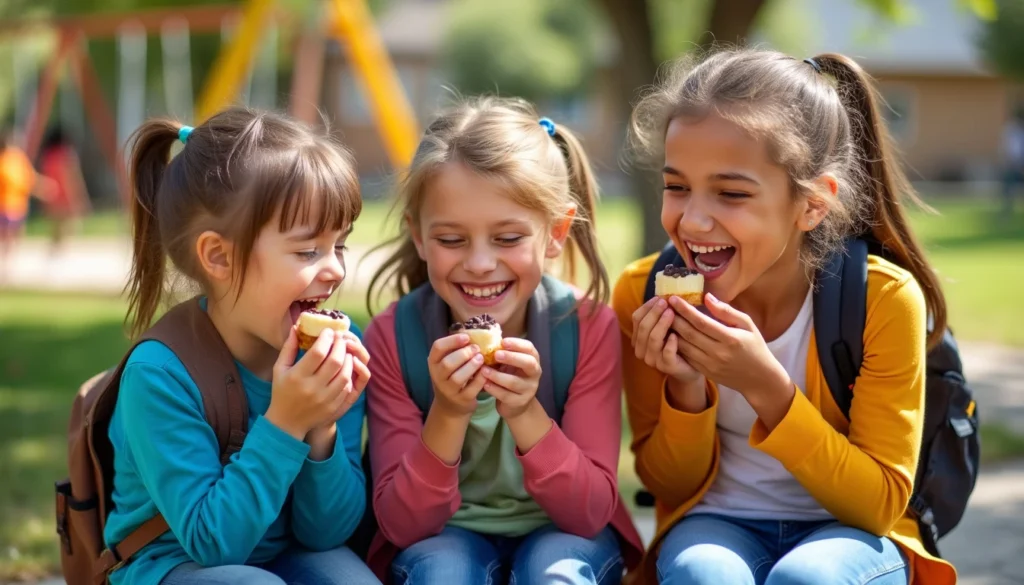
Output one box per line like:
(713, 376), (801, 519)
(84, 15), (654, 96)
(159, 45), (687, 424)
(427, 329), (487, 418)
(266, 326), (357, 440)
(480, 337), (542, 420)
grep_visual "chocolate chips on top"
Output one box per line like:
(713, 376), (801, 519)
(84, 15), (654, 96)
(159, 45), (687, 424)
(305, 308), (347, 319)
(662, 263), (699, 277)
(449, 314), (498, 333)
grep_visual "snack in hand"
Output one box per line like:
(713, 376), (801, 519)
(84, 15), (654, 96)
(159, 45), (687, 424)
(449, 314), (502, 365)
(654, 263), (705, 306)
(297, 308), (351, 350)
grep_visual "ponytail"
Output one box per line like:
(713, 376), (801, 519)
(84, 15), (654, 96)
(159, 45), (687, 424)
(123, 120), (180, 339)
(549, 125), (610, 307)
(815, 53), (947, 348)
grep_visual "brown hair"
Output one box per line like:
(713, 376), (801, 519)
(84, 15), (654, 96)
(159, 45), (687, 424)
(367, 95), (608, 313)
(630, 47), (947, 348)
(124, 106), (361, 338)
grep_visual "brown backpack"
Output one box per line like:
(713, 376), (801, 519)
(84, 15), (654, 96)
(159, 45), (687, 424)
(55, 297), (249, 584)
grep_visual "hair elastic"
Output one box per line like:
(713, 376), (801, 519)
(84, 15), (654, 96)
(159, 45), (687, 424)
(178, 125), (194, 144)
(538, 117), (556, 137)
(803, 58), (822, 73)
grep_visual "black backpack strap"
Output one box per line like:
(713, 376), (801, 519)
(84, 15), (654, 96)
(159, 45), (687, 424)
(812, 238), (869, 420)
(644, 241), (683, 303)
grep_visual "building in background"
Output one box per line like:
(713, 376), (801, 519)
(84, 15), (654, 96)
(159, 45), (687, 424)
(323, 0), (1021, 193)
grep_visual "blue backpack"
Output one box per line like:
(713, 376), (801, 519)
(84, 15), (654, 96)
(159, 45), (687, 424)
(348, 275), (581, 560)
(635, 237), (980, 556)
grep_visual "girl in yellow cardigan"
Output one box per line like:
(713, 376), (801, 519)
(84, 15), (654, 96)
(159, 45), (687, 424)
(613, 48), (955, 585)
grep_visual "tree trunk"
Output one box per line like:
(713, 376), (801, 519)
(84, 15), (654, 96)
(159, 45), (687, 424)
(595, 0), (663, 256)
(596, 0), (768, 255)
(701, 0), (768, 49)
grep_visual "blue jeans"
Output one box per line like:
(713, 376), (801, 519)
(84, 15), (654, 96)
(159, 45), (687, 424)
(656, 514), (909, 585)
(162, 545), (381, 584)
(392, 524), (624, 585)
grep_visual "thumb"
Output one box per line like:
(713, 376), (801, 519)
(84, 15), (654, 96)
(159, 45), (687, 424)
(704, 293), (754, 331)
(275, 325), (300, 373)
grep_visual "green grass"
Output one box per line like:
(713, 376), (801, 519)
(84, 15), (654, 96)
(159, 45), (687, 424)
(980, 423), (1024, 463)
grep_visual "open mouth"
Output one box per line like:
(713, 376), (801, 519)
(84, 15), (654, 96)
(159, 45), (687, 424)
(458, 282), (512, 305)
(289, 295), (329, 324)
(686, 242), (736, 277)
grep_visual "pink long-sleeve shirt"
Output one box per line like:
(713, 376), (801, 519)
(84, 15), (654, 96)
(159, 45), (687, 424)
(363, 297), (643, 580)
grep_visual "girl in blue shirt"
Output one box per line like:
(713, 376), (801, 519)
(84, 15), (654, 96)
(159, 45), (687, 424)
(103, 107), (380, 585)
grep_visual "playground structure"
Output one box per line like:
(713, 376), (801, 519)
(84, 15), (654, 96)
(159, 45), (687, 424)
(1, 0), (420, 202)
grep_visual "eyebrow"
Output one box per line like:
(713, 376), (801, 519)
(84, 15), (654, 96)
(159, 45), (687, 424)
(428, 219), (531, 230)
(286, 224), (354, 241)
(662, 166), (760, 185)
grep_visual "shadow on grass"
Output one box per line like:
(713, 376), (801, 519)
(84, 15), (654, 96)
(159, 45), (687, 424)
(0, 320), (129, 580)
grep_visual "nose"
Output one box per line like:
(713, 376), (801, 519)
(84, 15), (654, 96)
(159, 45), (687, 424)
(679, 193), (714, 234)
(319, 251), (346, 284)
(464, 241), (497, 275)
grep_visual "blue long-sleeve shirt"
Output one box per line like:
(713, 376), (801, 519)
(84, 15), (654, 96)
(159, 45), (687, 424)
(103, 324), (368, 585)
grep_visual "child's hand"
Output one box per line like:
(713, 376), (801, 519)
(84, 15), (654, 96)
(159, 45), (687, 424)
(481, 338), (542, 420)
(669, 294), (792, 400)
(632, 297), (702, 384)
(265, 327), (360, 440)
(427, 334), (486, 418)
(336, 330), (371, 394)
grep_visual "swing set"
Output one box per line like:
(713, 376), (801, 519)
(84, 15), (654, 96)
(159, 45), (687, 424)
(1, 0), (419, 202)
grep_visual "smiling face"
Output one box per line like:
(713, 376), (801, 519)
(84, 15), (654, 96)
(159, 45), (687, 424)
(412, 161), (563, 337)
(661, 112), (827, 304)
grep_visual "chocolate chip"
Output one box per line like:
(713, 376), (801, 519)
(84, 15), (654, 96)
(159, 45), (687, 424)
(663, 264), (698, 277)
(450, 314), (497, 331)
(306, 308), (347, 319)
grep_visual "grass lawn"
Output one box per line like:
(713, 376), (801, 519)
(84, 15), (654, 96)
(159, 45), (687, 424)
(4, 194), (1022, 579)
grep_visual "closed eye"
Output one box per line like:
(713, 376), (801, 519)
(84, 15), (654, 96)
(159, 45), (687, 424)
(720, 191), (750, 200)
(664, 184), (689, 193)
(296, 250), (317, 260)
(436, 237), (463, 247)
(495, 236), (524, 245)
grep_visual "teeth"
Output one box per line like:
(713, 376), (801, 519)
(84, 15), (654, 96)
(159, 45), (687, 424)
(462, 284), (508, 298)
(687, 243), (733, 254)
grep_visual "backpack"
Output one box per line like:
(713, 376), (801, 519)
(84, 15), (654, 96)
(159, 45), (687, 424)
(638, 238), (980, 557)
(351, 275), (581, 561)
(55, 298), (249, 585)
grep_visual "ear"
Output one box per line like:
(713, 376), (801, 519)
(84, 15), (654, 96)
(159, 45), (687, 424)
(195, 230), (235, 283)
(406, 213), (426, 260)
(800, 173), (837, 232)
(545, 205), (577, 259)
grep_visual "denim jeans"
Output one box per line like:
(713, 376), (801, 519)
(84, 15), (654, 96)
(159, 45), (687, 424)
(391, 524), (624, 585)
(162, 545), (381, 584)
(656, 513), (909, 585)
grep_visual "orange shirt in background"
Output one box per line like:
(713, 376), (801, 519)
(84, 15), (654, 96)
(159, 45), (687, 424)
(0, 146), (37, 221)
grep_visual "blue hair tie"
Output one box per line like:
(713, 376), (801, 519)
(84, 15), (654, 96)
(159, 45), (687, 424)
(538, 117), (556, 137)
(178, 125), (194, 144)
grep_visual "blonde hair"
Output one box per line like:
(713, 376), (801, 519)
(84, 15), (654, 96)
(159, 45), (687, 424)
(630, 47), (947, 348)
(124, 106), (361, 338)
(368, 96), (608, 313)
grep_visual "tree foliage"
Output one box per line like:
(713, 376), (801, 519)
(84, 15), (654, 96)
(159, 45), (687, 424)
(978, 0), (1024, 81)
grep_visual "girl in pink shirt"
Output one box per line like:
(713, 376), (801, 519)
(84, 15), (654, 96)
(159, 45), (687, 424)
(362, 96), (643, 584)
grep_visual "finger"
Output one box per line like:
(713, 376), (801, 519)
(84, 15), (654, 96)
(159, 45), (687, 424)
(634, 298), (668, 359)
(703, 293), (756, 331)
(670, 296), (731, 341)
(351, 357), (371, 393)
(460, 371), (487, 398)
(449, 353), (485, 388)
(676, 334), (714, 374)
(480, 366), (528, 394)
(493, 350), (540, 377)
(483, 381), (517, 403)
(428, 334), (471, 364)
(440, 344), (480, 376)
(331, 352), (354, 391)
(499, 338), (539, 360)
(662, 332), (680, 365)
(341, 334), (370, 365)
(670, 313), (718, 354)
(297, 328), (336, 376)
(274, 326), (300, 373)
(316, 333), (349, 385)
(631, 296), (660, 329)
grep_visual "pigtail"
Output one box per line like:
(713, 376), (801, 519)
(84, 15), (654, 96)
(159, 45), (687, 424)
(815, 53), (947, 347)
(123, 119), (181, 339)
(550, 126), (610, 307)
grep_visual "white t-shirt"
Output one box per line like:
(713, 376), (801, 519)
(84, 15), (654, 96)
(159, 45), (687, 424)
(688, 289), (833, 521)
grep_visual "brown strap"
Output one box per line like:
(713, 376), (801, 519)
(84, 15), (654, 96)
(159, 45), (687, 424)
(94, 514), (169, 580)
(101, 297), (250, 575)
(144, 298), (249, 462)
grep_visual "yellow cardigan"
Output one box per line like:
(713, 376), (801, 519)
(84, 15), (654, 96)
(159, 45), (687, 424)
(613, 252), (956, 585)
